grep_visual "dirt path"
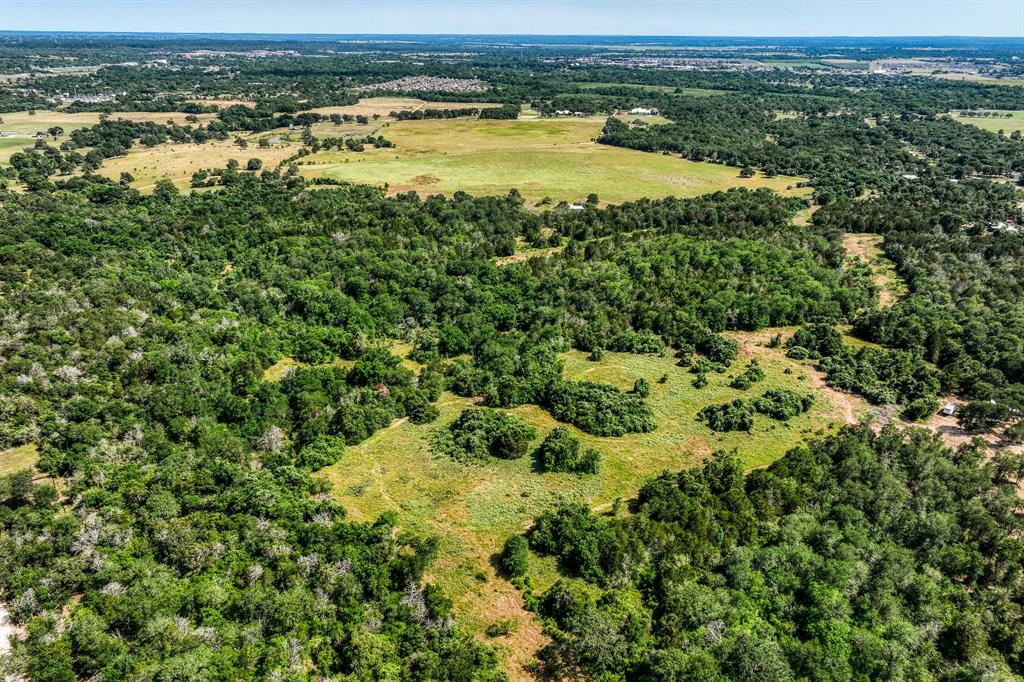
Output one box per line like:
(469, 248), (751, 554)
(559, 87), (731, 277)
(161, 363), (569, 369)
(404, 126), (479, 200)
(0, 603), (11, 656)
(733, 327), (866, 427)
(842, 233), (904, 308)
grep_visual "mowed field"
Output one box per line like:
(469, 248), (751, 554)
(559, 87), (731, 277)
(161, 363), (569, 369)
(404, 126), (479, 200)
(314, 332), (863, 678)
(298, 116), (808, 205)
(953, 110), (1024, 135)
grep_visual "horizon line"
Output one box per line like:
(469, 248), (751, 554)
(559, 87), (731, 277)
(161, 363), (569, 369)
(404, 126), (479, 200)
(0, 30), (1022, 40)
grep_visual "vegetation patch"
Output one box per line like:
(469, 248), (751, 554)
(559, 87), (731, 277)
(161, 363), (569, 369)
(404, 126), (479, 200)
(434, 407), (539, 462)
(544, 380), (656, 436)
(517, 426), (1024, 681)
(533, 427), (600, 474)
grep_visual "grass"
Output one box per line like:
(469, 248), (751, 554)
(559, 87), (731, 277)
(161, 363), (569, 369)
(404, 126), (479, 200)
(574, 82), (679, 93)
(952, 110), (1024, 135)
(0, 443), (39, 477)
(0, 110), (220, 164)
(315, 333), (863, 678)
(297, 117), (808, 205)
(96, 134), (302, 191)
(308, 98), (503, 119)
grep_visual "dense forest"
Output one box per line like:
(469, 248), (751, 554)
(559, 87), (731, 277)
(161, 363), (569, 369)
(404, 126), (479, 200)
(518, 425), (1024, 680)
(0, 172), (881, 679)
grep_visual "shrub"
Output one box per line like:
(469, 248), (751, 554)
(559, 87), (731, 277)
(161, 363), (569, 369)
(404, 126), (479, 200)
(729, 360), (765, 390)
(903, 397), (936, 422)
(788, 324), (844, 359)
(786, 345), (809, 360)
(500, 535), (530, 577)
(486, 618), (518, 637)
(606, 330), (664, 354)
(959, 401), (1011, 433)
(698, 399), (754, 432)
(753, 388), (814, 420)
(295, 435), (345, 470)
(534, 427), (600, 474)
(698, 334), (738, 367)
(545, 380), (656, 436)
(435, 408), (537, 461)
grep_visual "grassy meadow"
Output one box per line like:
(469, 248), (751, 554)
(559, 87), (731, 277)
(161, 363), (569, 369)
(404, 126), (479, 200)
(312, 333), (863, 676)
(308, 97), (503, 119)
(298, 116), (807, 205)
(0, 443), (38, 477)
(0, 110), (222, 164)
(1, 100), (807, 203)
(952, 109), (1024, 135)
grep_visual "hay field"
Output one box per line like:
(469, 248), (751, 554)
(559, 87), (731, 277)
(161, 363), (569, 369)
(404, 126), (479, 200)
(298, 117), (808, 205)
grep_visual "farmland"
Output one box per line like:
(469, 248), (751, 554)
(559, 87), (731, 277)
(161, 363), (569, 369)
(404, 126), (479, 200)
(298, 116), (807, 205)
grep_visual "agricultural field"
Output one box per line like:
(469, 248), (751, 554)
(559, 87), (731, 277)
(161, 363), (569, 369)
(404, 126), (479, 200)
(952, 109), (1024, 135)
(297, 116), (808, 205)
(315, 334), (863, 676)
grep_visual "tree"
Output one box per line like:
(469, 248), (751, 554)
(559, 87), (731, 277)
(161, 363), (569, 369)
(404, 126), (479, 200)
(500, 535), (529, 577)
(246, 157), (263, 171)
(534, 427), (600, 474)
(959, 401), (1010, 433)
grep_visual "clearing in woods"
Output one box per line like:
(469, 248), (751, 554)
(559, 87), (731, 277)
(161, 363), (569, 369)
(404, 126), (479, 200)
(951, 109), (1024, 135)
(0, 443), (38, 477)
(843, 232), (906, 308)
(297, 116), (808, 206)
(313, 332), (865, 680)
(95, 134), (304, 191)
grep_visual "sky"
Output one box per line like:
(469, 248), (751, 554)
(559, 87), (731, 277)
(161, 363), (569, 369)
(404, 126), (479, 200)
(0, 0), (1021, 37)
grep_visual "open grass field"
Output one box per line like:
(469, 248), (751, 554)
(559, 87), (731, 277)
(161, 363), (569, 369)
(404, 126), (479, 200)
(952, 110), (1024, 135)
(308, 97), (503, 119)
(297, 117), (808, 205)
(574, 81), (679, 93)
(314, 332), (864, 678)
(0, 110), (222, 164)
(0, 443), (39, 477)
(96, 134), (303, 191)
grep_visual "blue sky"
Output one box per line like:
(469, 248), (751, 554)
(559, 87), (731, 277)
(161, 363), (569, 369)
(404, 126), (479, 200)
(0, 0), (1021, 37)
